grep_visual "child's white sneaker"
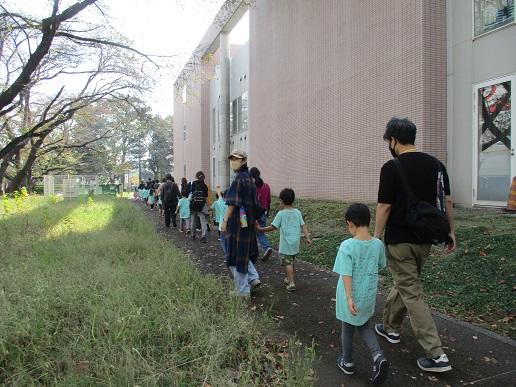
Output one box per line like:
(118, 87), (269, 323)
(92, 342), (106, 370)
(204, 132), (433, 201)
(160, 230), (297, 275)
(337, 356), (355, 375)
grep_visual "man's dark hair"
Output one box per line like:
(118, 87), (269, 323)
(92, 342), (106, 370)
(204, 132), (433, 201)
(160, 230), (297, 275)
(279, 188), (295, 205)
(383, 117), (417, 145)
(165, 173), (173, 181)
(195, 171), (205, 180)
(345, 203), (371, 227)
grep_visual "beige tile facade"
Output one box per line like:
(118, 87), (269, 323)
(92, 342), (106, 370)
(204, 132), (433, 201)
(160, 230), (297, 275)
(174, 0), (447, 202)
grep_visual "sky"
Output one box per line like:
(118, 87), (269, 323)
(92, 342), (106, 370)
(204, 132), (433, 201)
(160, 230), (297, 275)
(5, 0), (249, 117)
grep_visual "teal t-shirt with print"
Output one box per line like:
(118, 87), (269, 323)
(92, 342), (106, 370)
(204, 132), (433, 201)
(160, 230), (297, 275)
(211, 198), (227, 230)
(333, 238), (386, 326)
(177, 198), (190, 219)
(271, 208), (305, 256)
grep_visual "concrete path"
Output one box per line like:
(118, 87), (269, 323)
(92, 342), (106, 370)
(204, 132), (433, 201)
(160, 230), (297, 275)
(139, 202), (516, 386)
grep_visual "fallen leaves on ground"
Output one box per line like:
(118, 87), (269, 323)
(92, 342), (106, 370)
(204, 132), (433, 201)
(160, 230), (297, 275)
(482, 356), (498, 364)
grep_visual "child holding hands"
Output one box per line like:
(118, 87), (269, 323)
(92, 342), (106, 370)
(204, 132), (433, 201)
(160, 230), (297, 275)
(257, 188), (311, 291)
(333, 203), (389, 384)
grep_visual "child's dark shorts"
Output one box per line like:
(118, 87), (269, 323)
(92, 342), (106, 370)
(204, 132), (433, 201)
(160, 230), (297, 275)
(280, 254), (296, 266)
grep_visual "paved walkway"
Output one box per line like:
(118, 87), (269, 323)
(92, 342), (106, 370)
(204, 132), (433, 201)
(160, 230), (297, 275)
(138, 202), (516, 386)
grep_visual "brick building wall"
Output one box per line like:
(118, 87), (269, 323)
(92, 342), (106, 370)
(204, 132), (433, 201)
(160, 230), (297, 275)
(249, 0), (447, 201)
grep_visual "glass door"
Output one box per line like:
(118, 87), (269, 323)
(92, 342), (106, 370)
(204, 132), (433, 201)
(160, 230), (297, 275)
(474, 75), (515, 205)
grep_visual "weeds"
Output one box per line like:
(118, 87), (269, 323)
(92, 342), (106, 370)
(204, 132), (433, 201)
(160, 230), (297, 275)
(2, 194), (13, 214)
(1, 188), (30, 214)
(0, 196), (315, 385)
(49, 194), (59, 205)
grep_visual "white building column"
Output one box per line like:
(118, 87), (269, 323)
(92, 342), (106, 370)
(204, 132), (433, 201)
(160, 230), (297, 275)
(219, 32), (231, 189)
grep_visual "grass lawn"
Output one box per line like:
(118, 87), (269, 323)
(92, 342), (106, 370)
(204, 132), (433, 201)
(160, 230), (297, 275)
(0, 195), (314, 386)
(265, 197), (516, 339)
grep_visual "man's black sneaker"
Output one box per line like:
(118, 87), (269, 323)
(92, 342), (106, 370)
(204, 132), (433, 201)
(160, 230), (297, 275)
(417, 354), (452, 372)
(371, 354), (389, 384)
(374, 323), (401, 344)
(336, 356), (355, 375)
(200, 236), (207, 243)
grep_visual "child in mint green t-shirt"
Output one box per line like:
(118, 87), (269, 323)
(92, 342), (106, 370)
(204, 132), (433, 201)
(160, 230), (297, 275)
(210, 189), (227, 244)
(257, 188), (311, 292)
(332, 203), (388, 384)
(176, 196), (191, 233)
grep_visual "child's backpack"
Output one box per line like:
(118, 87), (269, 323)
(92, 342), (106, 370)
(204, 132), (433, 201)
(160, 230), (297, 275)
(191, 182), (206, 211)
(162, 182), (179, 204)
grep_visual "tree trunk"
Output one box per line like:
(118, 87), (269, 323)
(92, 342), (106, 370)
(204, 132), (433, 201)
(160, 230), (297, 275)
(0, 141), (28, 190)
(6, 136), (46, 193)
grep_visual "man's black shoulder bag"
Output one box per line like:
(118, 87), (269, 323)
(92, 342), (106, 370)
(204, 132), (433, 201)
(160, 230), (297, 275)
(393, 158), (450, 244)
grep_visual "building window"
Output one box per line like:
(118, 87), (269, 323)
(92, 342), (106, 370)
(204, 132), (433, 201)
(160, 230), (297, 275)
(183, 164), (187, 178)
(474, 0), (514, 37)
(231, 99), (238, 134)
(212, 157), (216, 179)
(217, 108), (220, 141)
(237, 97), (242, 133)
(230, 96), (248, 134)
(242, 91), (249, 132)
(182, 85), (187, 103)
(212, 108), (216, 143)
(183, 125), (186, 142)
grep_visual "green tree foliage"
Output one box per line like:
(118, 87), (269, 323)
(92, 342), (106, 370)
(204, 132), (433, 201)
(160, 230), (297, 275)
(147, 115), (173, 179)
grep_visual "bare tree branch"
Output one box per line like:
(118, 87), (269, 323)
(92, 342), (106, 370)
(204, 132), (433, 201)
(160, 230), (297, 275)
(54, 32), (160, 68)
(41, 86), (65, 122)
(0, 4), (32, 54)
(38, 128), (112, 156)
(0, 0), (98, 115)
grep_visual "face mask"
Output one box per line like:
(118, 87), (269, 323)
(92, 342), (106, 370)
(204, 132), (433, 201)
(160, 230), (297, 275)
(230, 159), (242, 172)
(388, 139), (398, 158)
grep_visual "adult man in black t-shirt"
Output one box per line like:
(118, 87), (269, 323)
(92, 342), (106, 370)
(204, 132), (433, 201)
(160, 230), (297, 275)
(373, 117), (456, 373)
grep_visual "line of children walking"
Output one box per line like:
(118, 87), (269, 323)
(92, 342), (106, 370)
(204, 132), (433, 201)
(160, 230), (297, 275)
(137, 172), (390, 384)
(137, 175), (215, 243)
(136, 179), (162, 211)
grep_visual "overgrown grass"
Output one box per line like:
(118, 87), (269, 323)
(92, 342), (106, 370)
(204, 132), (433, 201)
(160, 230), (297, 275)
(265, 197), (516, 339)
(0, 195), (315, 386)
